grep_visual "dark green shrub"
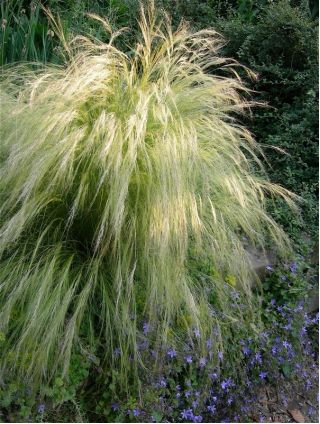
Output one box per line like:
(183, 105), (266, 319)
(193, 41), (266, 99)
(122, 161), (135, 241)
(218, 0), (318, 242)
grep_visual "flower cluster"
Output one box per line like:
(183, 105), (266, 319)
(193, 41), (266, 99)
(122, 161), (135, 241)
(107, 295), (318, 423)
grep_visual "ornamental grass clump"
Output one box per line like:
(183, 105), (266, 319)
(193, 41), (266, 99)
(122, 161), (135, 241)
(0, 5), (295, 389)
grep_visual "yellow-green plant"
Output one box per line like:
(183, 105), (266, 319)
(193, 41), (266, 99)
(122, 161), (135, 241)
(0, 4), (295, 389)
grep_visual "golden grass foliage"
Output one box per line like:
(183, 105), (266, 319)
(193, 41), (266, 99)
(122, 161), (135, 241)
(0, 3), (295, 387)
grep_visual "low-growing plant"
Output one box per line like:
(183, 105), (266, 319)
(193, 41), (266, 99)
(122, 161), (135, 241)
(1, 292), (318, 422)
(262, 257), (317, 306)
(0, 2), (296, 394)
(217, 0), (319, 244)
(0, 348), (90, 422)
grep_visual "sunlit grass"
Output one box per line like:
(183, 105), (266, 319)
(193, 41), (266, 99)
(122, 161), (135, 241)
(0, 3), (296, 390)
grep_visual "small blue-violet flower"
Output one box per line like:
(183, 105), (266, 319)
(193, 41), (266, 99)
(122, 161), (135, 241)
(143, 322), (151, 334)
(167, 348), (177, 359)
(199, 357), (207, 368)
(259, 371), (267, 380)
(38, 404), (45, 414)
(185, 355), (193, 364)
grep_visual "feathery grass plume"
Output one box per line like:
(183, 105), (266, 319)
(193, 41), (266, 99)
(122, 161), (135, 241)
(0, 2), (296, 390)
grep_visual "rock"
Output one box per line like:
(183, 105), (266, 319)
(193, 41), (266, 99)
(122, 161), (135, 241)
(288, 408), (306, 423)
(304, 287), (319, 313)
(310, 241), (319, 265)
(245, 246), (277, 279)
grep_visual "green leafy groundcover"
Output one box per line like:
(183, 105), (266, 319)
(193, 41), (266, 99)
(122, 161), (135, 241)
(0, 278), (318, 422)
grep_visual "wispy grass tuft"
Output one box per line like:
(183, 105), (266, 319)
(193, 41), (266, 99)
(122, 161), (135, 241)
(0, 2), (296, 390)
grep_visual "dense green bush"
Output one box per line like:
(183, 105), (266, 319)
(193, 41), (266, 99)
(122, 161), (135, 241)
(217, 0), (318, 241)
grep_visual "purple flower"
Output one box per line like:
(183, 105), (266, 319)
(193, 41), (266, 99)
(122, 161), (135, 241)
(206, 338), (213, 348)
(192, 415), (203, 423)
(254, 352), (262, 363)
(231, 290), (240, 300)
(114, 347), (121, 356)
(246, 378), (252, 388)
(221, 378), (233, 391)
(294, 304), (303, 313)
(167, 348), (177, 359)
(308, 406), (317, 416)
(260, 331), (269, 339)
(259, 414), (266, 422)
(185, 355), (193, 364)
(259, 371), (267, 380)
(241, 404), (250, 413)
(221, 381), (228, 390)
(185, 390), (192, 398)
(218, 351), (223, 361)
(133, 409), (140, 417)
(181, 409), (193, 420)
(242, 346), (251, 356)
(137, 340), (148, 350)
(306, 379), (312, 390)
(143, 322), (151, 334)
(209, 372), (218, 380)
(199, 357), (207, 368)
(227, 396), (234, 405)
(289, 262), (298, 274)
(266, 265), (273, 271)
(207, 405), (216, 414)
(159, 378), (167, 387)
(304, 313), (312, 325)
(193, 328), (201, 338)
(280, 393), (288, 406)
(37, 404), (45, 414)
(192, 400), (199, 408)
(282, 340), (292, 350)
(111, 402), (119, 411)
